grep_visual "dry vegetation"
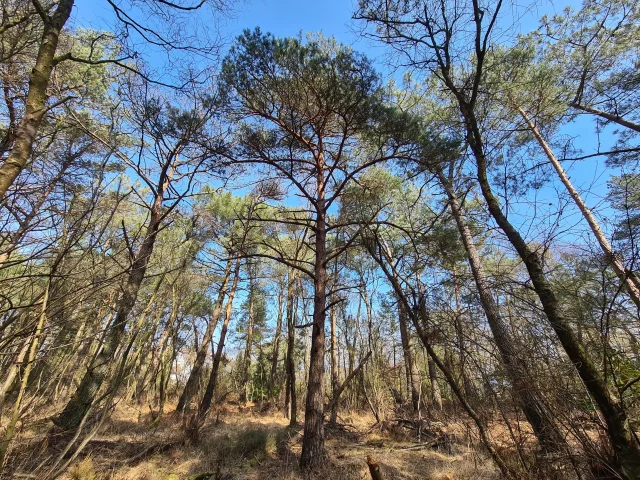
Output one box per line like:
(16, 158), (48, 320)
(10, 400), (498, 480)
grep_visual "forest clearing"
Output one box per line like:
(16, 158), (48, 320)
(0, 0), (639, 478)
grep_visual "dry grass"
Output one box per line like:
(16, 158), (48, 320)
(8, 401), (499, 480)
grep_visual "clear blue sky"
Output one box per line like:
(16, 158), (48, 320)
(71, 0), (577, 79)
(71, 0), (620, 250)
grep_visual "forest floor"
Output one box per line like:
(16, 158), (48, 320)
(10, 401), (500, 480)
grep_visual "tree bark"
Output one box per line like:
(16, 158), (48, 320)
(284, 270), (297, 425)
(436, 166), (566, 451)
(368, 244), (517, 479)
(570, 102), (640, 134)
(240, 267), (255, 403)
(517, 105), (640, 308)
(328, 351), (371, 423)
(300, 161), (328, 470)
(0, 283), (49, 469)
(53, 174), (167, 431)
(0, 0), (75, 200)
(397, 299), (421, 412)
(330, 304), (339, 403)
(367, 456), (383, 480)
(270, 285), (284, 397)
(427, 356), (442, 411)
(461, 106), (640, 477)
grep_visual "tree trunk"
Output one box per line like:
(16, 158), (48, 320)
(240, 268), (255, 403)
(437, 166), (565, 452)
(427, 356), (442, 411)
(330, 304), (339, 403)
(177, 257), (233, 412)
(328, 351), (371, 423)
(0, 155), (74, 267)
(0, 0), (75, 199)
(198, 256), (241, 418)
(569, 102), (640, 134)
(462, 107), (640, 477)
(270, 285), (284, 397)
(0, 283), (49, 469)
(300, 163), (328, 470)
(397, 299), (420, 412)
(157, 288), (181, 417)
(284, 270), (297, 425)
(517, 105), (640, 308)
(53, 181), (166, 431)
(368, 245), (517, 479)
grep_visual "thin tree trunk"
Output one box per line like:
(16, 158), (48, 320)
(452, 267), (474, 399)
(330, 304), (339, 402)
(0, 329), (30, 419)
(436, 166), (565, 451)
(517, 105), (640, 307)
(198, 256), (241, 418)
(0, 155), (74, 267)
(270, 285), (284, 397)
(157, 288), (181, 417)
(284, 270), (297, 425)
(367, 242), (517, 479)
(427, 356), (442, 411)
(397, 299), (420, 412)
(53, 177), (167, 431)
(570, 102), (640, 134)
(328, 351), (371, 423)
(0, 282), (49, 469)
(176, 257), (233, 412)
(240, 267), (255, 403)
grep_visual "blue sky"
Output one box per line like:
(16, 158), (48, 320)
(70, 0), (622, 250)
(72, 0), (578, 78)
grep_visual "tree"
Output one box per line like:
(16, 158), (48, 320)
(356, 3), (640, 477)
(221, 29), (418, 469)
(0, 0), (229, 201)
(53, 82), (224, 431)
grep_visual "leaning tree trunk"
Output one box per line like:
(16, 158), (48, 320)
(0, 155), (74, 267)
(368, 244), (517, 479)
(0, 283), (49, 469)
(462, 107), (640, 478)
(517, 105), (640, 308)
(0, 0), (75, 200)
(437, 167), (565, 452)
(300, 165), (328, 470)
(155, 286), (181, 417)
(198, 256), (241, 418)
(328, 351), (371, 423)
(569, 102), (640, 134)
(176, 257), (233, 412)
(53, 180), (166, 431)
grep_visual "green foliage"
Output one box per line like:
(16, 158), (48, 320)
(222, 28), (383, 129)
